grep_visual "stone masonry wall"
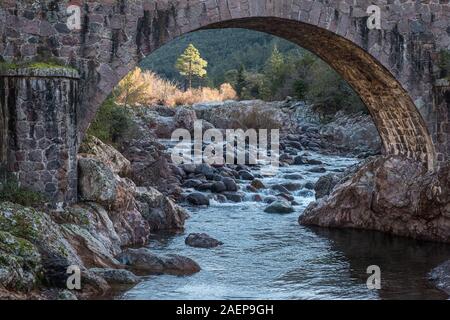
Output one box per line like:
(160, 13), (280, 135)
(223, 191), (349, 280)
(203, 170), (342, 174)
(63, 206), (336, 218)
(0, 68), (79, 207)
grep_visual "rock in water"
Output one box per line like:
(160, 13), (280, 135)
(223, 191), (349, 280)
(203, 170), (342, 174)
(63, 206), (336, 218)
(211, 181), (227, 193)
(186, 193), (210, 206)
(89, 268), (140, 285)
(251, 179), (266, 190)
(185, 233), (223, 248)
(222, 177), (238, 191)
(299, 155), (450, 243)
(116, 248), (200, 275)
(239, 170), (255, 181)
(264, 200), (295, 214)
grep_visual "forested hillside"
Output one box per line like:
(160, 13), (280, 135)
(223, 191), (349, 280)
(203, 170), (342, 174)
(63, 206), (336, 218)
(140, 28), (299, 86)
(140, 28), (367, 115)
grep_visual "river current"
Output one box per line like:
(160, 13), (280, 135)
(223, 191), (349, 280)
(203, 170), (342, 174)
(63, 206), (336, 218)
(121, 152), (450, 300)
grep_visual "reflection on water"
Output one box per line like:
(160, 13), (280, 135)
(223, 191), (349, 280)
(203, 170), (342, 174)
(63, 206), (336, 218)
(121, 152), (450, 300)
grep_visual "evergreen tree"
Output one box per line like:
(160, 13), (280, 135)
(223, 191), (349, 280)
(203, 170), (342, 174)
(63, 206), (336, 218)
(235, 64), (246, 97)
(264, 45), (286, 95)
(175, 44), (208, 89)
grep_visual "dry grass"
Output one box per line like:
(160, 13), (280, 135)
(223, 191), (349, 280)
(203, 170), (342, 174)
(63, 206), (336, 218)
(114, 67), (236, 107)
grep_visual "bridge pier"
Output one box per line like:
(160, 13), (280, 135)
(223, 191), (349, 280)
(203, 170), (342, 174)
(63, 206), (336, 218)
(433, 79), (450, 168)
(0, 68), (79, 208)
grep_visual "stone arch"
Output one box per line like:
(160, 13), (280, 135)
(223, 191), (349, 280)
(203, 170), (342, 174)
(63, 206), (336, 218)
(82, 16), (436, 170)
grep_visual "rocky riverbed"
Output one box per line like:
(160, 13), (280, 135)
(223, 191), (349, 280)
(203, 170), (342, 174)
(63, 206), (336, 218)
(1, 99), (450, 299)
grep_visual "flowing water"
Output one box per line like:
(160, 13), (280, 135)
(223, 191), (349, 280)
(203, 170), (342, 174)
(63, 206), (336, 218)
(121, 151), (450, 300)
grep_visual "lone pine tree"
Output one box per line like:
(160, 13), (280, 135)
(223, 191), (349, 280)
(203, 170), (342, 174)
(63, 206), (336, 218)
(176, 44), (208, 89)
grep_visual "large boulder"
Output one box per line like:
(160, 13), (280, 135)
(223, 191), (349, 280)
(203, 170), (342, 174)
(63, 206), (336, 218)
(56, 203), (123, 268)
(78, 157), (150, 246)
(0, 202), (82, 289)
(79, 135), (131, 176)
(300, 156), (450, 243)
(78, 157), (120, 206)
(134, 187), (187, 232)
(0, 231), (42, 292)
(186, 193), (210, 206)
(116, 248), (200, 275)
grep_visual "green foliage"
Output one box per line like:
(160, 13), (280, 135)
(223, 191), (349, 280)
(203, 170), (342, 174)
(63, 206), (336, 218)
(0, 59), (77, 73)
(86, 97), (136, 145)
(175, 44), (208, 89)
(142, 28), (367, 116)
(0, 179), (47, 209)
(439, 50), (450, 79)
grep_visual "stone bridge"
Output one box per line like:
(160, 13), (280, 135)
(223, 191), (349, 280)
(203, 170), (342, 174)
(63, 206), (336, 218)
(0, 0), (450, 206)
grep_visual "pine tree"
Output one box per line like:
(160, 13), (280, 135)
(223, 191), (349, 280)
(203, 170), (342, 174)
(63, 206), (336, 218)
(235, 64), (246, 97)
(264, 45), (286, 96)
(175, 44), (208, 89)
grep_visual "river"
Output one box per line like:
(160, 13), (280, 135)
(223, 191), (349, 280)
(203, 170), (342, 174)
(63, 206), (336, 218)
(120, 152), (450, 300)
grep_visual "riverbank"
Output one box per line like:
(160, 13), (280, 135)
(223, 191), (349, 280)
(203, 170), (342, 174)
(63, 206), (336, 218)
(1, 99), (449, 299)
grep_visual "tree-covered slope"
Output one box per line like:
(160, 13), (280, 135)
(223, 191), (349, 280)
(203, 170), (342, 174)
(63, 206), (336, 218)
(140, 28), (302, 86)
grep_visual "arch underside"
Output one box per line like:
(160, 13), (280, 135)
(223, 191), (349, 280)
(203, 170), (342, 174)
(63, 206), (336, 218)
(200, 17), (436, 170)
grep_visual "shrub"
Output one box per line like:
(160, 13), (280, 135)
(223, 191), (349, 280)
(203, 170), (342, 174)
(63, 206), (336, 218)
(86, 97), (136, 145)
(113, 67), (236, 107)
(0, 179), (47, 209)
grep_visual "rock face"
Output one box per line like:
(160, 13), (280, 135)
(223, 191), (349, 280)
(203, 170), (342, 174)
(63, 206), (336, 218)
(134, 187), (187, 232)
(193, 100), (381, 157)
(116, 248), (200, 275)
(79, 135), (131, 177)
(300, 156), (450, 243)
(78, 157), (150, 247)
(185, 233), (223, 248)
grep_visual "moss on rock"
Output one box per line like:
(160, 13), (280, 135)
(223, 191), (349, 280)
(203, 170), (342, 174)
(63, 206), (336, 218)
(0, 231), (42, 292)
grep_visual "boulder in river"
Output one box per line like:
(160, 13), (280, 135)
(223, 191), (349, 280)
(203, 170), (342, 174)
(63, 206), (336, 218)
(186, 193), (210, 206)
(185, 233), (223, 248)
(239, 170), (255, 181)
(182, 179), (204, 189)
(264, 196), (278, 204)
(251, 179), (266, 190)
(222, 177), (238, 191)
(117, 248), (200, 275)
(271, 184), (291, 194)
(211, 181), (227, 193)
(300, 155), (450, 243)
(223, 192), (245, 203)
(264, 200), (295, 214)
(89, 268), (140, 285)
